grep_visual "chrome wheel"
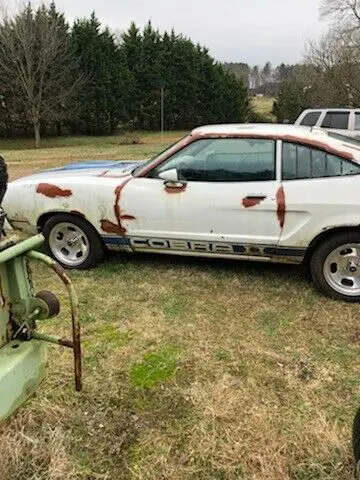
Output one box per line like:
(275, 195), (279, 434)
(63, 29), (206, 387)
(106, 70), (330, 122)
(48, 222), (90, 267)
(323, 243), (360, 297)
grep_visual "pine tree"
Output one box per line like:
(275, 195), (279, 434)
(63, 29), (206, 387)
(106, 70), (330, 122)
(70, 13), (133, 135)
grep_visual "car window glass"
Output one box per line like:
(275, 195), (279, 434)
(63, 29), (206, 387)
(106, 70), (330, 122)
(149, 138), (276, 182)
(321, 112), (349, 129)
(282, 142), (360, 179)
(300, 112), (321, 127)
(297, 146), (311, 178)
(355, 113), (360, 130)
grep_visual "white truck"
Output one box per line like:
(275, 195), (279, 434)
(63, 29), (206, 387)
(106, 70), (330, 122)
(295, 108), (360, 139)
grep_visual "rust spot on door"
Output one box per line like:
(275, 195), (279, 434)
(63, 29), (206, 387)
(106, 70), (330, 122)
(276, 186), (286, 228)
(242, 196), (266, 208)
(164, 184), (187, 194)
(36, 183), (72, 198)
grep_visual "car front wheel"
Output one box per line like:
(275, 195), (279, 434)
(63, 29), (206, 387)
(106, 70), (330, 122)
(42, 214), (104, 269)
(310, 232), (360, 302)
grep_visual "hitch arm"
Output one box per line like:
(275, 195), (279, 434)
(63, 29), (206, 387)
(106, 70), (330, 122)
(26, 250), (82, 392)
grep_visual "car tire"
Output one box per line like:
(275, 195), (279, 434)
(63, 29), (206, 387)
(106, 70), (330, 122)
(42, 214), (104, 269)
(0, 155), (8, 204)
(310, 232), (360, 302)
(353, 408), (360, 478)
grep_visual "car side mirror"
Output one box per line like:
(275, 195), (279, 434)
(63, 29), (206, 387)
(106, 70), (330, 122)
(282, 119), (290, 124)
(158, 168), (178, 182)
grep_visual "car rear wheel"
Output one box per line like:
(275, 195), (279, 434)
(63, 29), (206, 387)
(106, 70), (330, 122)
(42, 214), (104, 269)
(310, 232), (360, 302)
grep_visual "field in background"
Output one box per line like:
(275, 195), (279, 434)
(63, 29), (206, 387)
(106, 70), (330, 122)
(1, 131), (186, 180)
(0, 131), (359, 479)
(252, 96), (276, 122)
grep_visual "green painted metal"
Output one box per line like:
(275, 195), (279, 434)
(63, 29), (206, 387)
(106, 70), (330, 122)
(0, 233), (81, 421)
(26, 250), (82, 391)
(0, 234), (48, 420)
(0, 340), (46, 420)
(0, 234), (43, 263)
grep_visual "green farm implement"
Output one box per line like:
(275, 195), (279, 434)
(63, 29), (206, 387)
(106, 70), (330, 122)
(0, 157), (81, 421)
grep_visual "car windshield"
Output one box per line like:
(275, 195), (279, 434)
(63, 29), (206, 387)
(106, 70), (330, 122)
(328, 132), (360, 147)
(132, 135), (190, 176)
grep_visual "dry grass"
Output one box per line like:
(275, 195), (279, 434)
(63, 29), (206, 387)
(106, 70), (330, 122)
(0, 132), (358, 479)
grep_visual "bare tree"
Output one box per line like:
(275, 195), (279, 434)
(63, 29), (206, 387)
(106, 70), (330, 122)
(0, 2), (80, 147)
(320, 0), (360, 27)
(306, 28), (360, 106)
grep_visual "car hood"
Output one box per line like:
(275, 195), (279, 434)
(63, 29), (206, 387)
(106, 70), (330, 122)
(10, 159), (143, 183)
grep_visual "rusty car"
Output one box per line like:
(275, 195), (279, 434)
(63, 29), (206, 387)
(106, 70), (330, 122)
(5, 123), (360, 302)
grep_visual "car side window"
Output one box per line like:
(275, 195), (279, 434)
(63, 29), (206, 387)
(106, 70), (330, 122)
(355, 113), (360, 130)
(321, 112), (350, 130)
(148, 138), (276, 182)
(300, 112), (321, 127)
(282, 142), (360, 180)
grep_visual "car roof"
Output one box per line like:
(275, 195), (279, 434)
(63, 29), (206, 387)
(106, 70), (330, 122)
(190, 123), (360, 163)
(191, 123), (322, 139)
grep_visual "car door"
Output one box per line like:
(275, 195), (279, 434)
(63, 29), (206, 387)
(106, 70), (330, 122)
(278, 141), (360, 248)
(120, 137), (283, 253)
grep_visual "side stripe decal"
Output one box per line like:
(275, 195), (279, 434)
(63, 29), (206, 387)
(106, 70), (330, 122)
(101, 235), (306, 258)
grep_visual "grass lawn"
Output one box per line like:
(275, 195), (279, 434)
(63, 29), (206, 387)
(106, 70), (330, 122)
(1, 131), (187, 180)
(252, 96), (276, 122)
(0, 132), (359, 479)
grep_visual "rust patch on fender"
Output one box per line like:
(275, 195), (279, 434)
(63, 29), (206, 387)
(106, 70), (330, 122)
(36, 183), (72, 198)
(100, 178), (134, 235)
(100, 215), (136, 235)
(164, 184), (187, 194)
(276, 186), (286, 228)
(100, 219), (126, 235)
(242, 196), (266, 208)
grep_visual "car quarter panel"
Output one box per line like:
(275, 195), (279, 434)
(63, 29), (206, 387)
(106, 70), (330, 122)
(5, 176), (135, 240)
(279, 175), (360, 247)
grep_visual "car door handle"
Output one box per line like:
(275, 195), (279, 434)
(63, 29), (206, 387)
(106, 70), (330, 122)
(163, 180), (187, 188)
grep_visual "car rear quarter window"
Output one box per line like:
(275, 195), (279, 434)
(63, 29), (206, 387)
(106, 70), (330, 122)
(300, 111), (321, 127)
(321, 112), (350, 130)
(355, 113), (360, 130)
(282, 142), (360, 180)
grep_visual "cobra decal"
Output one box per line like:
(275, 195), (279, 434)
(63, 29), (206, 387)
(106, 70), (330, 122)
(101, 235), (306, 260)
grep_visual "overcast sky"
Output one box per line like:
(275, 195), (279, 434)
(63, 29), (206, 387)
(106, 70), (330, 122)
(14, 0), (326, 65)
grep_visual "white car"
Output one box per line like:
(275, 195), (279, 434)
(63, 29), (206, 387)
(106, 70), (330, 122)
(5, 123), (360, 302)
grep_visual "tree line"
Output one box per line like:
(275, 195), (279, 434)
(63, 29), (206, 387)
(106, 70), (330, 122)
(0, 2), (249, 146)
(223, 61), (292, 95)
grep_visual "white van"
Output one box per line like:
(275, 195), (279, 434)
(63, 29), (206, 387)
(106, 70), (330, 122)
(294, 108), (360, 138)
